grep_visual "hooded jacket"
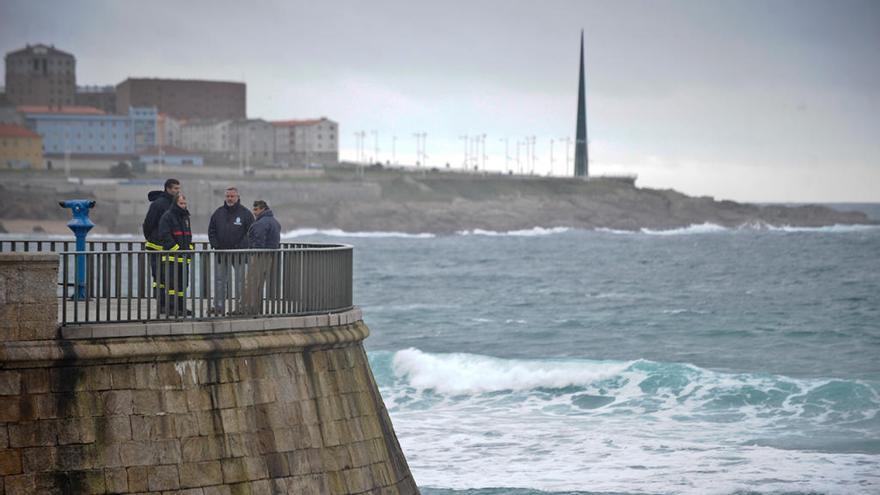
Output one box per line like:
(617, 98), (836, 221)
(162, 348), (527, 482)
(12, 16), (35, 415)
(248, 208), (281, 249)
(143, 190), (174, 249)
(208, 201), (254, 249)
(158, 201), (193, 252)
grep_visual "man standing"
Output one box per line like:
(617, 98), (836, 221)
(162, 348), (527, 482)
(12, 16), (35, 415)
(248, 200), (281, 249)
(242, 200), (282, 314)
(143, 178), (180, 313)
(208, 186), (254, 315)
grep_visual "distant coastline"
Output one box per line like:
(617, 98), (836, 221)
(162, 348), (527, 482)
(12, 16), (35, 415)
(1, 164), (875, 235)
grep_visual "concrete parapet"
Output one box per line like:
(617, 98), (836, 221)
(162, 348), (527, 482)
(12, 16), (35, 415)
(0, 253), (59, 341)
(1, 313), (419, 493)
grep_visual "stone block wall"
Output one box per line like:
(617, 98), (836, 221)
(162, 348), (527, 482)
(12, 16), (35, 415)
(0, 321), (419, 494)
(0, 253), (58, 341)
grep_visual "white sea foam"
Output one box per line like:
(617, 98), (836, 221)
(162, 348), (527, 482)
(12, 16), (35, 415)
(640, 223), (729, 235)
(762, 223), (879, 233)
(391, 348), (631, 394)
(456, 226), (571, 237)
(281, 228), (435, 239)
(594, 227), (636, 234)
(631, 222), (878, 236)
(383, 349), (880, 494)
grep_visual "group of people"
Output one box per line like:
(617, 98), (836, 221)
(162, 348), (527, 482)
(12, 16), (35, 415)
(142, 178), (281, 316)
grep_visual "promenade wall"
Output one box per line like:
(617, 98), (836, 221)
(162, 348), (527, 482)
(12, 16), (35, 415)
(0, 253), (419, 494)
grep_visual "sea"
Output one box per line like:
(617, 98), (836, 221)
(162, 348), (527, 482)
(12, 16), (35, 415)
(288, 213), (880, 495)
(7, 204), (879, 495)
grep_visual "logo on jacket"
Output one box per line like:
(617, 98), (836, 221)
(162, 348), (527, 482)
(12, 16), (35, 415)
(234, 217), (242, 226)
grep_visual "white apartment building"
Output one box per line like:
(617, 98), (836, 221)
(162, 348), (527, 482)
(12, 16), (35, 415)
(272, 117), (338, 167)
(180, 119), (232, 153)
(229, 119), (274, 166)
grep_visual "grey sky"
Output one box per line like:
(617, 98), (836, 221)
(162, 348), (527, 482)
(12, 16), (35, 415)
(2, 0), (878, 202)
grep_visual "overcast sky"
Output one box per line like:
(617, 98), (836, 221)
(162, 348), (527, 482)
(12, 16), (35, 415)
(2, 0), (878, 202)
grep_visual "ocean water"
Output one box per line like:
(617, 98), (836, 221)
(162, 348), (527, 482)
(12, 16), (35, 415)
(292, 223), (880, 495)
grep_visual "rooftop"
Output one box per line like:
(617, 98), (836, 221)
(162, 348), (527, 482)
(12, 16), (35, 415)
(6, 43), (74, 59)
(0, 124), (41, 139)
(18, 105), (105, 115)
(272, 118), (330, 127)
(119, 77), (245, 86)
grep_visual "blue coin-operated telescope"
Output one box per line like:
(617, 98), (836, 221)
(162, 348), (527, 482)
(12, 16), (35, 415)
(59, 199), (96, 299)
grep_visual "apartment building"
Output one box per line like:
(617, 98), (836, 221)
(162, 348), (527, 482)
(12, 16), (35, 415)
(4, 44), (76, 106)
(272, 117), (338, 167)
(116, 78), (245, 120)
(21, 105), (157, 156)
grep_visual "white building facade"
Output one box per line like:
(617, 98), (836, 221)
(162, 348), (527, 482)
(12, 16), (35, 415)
(272, 117), (338, 167)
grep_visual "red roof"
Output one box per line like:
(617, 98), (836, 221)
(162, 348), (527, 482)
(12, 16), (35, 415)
(17, 105), (106, 115)
(0, 124), (41, 139)
(271, 119), (325, 127)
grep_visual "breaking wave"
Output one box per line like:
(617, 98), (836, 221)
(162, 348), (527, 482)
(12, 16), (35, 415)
(456, 227), (571, 237)
(281, 228), (435, 239)
(369, 349), (880, 494)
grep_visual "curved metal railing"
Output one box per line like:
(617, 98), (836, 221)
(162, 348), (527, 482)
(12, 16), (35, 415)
(0, 239), (353, 325)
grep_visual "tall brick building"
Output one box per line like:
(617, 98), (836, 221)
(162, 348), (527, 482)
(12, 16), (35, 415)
(116, 78), (246, 120)
(4, 44), (76, 106)
(75, 85), (116, 114)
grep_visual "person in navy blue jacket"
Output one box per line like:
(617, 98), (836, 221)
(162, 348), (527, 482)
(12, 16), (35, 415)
(247, 200), (281, 249)
(242, 200), (282, 314)
(207, 186), (254, 315)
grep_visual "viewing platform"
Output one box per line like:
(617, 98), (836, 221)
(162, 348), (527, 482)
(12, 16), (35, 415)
(0, 239), (353, 328)
(0, 240), (419, 495)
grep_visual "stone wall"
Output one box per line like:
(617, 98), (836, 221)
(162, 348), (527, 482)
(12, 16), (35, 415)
(0, 253), (58, 341)
(0, 253), (419, 494)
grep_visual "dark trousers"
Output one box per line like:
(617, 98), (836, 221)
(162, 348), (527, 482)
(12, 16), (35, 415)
(148, 249), (166, 310)
(161, 254), (189, 315)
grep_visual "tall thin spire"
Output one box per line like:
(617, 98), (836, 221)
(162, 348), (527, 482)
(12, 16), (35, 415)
(574, 30), (589, 177)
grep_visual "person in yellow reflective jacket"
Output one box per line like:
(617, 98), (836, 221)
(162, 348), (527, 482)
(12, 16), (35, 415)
(142, 178), (180, 312)
(158, 193), (193, 316)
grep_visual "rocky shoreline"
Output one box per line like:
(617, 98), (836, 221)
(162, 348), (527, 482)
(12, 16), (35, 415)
(270, 175), (874, 235)
(1, 171), (874, 235)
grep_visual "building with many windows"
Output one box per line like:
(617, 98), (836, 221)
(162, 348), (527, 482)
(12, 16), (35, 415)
(157, 113), (182, 148)
(230, 119), (275, 166)
(4, 44), (76, 107)
(75, 85), (116, 114)
(20, 105), (157, 157)
(272, 117), (338, 167)
(0, 124), (43, 169)
(179, 119), (232, 155)
(116, 78), (245, 120)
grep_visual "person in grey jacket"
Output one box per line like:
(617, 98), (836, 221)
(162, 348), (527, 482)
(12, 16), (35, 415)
(242, 200), (282, 314)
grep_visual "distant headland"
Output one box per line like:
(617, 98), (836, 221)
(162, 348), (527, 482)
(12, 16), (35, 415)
(0, 161), (873, 236)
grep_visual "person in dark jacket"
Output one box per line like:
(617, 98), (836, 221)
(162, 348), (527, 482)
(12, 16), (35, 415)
(142, 178), (180, 311)
(242, 200), (282, 314)
(207, 186), (254, 315)
(157, 193), (193, 316)
(247, 200), (281, 249)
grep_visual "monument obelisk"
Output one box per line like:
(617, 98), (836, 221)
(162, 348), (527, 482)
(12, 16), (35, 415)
(574, 30), (589, 177)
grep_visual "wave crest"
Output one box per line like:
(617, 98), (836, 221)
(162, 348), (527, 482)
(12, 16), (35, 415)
(391, 348), (630, 394)
(641, 223), (728, 235)
(456, 227), (571, 237)
(281, 228), (435, 239)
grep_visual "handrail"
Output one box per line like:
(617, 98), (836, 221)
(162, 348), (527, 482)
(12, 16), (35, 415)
(0, 239), (338, 253)
(30, 242), (354, 325)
